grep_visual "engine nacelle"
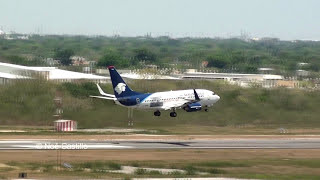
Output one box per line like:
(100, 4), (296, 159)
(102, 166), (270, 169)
(184, 102), (202, 112)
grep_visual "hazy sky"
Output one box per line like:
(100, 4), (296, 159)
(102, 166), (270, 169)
(1, 0), (319, 40)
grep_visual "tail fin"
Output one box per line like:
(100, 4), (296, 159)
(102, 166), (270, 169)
(108, 66), (141, 98)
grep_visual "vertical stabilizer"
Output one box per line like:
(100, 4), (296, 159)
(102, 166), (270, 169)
(108, 66), (140, 98)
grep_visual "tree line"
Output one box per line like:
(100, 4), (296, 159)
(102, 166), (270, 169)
(1, 35), (320, 75)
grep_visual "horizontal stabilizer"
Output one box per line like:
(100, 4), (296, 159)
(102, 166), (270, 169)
(89, 95), (116, 100)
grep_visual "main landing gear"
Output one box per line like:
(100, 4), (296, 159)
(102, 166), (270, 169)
(170, 112), (177, 117)
(153, 110), (177, 117)
(154, 110), (161, 116)
(170, 108), (177, 117)
(204, 105), (209, 112)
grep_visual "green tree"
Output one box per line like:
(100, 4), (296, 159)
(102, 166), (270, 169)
(206, 56), (229, 69)
(133, 48), (157, 63)
(5, 55), (44, 66)
(97, 51), (129, 68)
(6, 55), (27, 65)
(244, 64), (258, 73)
(54, 48), (74, 66)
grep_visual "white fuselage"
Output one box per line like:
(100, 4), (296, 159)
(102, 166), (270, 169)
(115, 89), (220, 110)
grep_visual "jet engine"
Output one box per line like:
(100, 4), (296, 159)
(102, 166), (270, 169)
(183, 102), (202, 112)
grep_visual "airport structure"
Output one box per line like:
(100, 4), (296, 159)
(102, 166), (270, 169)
(0, 62), (300, 88)
(101, 68), (299, 88)
(103, 68), (285, 88)
(180, 71), (284, 88)
(0, 62), (109, 84)
(54, 120), (77, 132)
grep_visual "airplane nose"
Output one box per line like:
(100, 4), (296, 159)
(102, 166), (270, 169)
(215, 95), (220, 102)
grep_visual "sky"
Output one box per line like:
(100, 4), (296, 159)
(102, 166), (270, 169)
(0, 0), (319, 40)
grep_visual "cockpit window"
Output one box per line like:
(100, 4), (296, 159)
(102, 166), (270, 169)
(212, 92), (215, 95)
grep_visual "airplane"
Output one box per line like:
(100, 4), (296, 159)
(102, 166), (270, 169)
(90, 66), (220, 117)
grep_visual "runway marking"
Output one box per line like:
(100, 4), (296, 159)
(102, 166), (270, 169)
(0, 140), (39, 143)
(11, 144), (133, 150)
(1, 139), (320, 150)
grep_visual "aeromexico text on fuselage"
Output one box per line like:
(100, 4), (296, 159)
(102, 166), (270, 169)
(90, 66), (220, 117)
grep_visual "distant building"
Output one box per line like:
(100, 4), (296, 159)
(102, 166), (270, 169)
(70, 56), (90, 66)
(16, 35), (29, 40)
(180, 72), (283, 88)
(0, 62), (109, 84)
(298, 62), (310, 66)
(96, 68), (109, 75)
(185, 69), (197, 73)
(258, 68), (274, 74)
(120, 72), (180, 80)
(82, 67), (91, 73)
(3, 33), (29, 40)
(296, 70), (310, 77)
(44, 58), (60, 66)
(276, 80), (299, 88)
(251, 37), (260, 41)
(201, 61), (209, 68)
(144, 64), (158, 69)
(0, 72), (29, 84)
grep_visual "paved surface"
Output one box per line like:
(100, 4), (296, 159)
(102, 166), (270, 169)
(132, 178), (256, 180)
(0, 138), (320, 150)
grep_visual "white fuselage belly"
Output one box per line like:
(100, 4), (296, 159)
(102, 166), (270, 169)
(115, 89), (219, 110)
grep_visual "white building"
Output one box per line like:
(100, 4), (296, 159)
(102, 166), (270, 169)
(258, 68), (274, 74)
(0, 62), (109, 84)
(121, 72), (180, 80)
(298, 62), (310, 66)
(180, 72), (283, 88)
(296, 69), (310, 77)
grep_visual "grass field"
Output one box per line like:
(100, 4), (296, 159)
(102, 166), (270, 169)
(1, 149), (320, 179)
(0, 79), (320, 135)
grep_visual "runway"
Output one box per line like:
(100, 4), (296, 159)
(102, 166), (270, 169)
(1, 138), (320, 150)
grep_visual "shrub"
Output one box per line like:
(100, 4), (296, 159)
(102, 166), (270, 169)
(134, 168), (147, 175)
(208, 168), (226, 174)
(184, 165), (197, 175)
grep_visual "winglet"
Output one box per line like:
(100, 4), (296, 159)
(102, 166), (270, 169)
(96, 84), (116, 98)
(193, 89), (200, 101)
(97, 83), (106, 95)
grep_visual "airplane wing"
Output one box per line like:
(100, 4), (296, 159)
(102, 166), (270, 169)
(89, 95), (116, 100)
(162, 89), (201, 110)
(96, 84), (115, 98)
(162, 99), (189, 110)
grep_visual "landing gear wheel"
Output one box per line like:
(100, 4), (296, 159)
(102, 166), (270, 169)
(154, 111), (161, 116)
(170, 112), (177, 117)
